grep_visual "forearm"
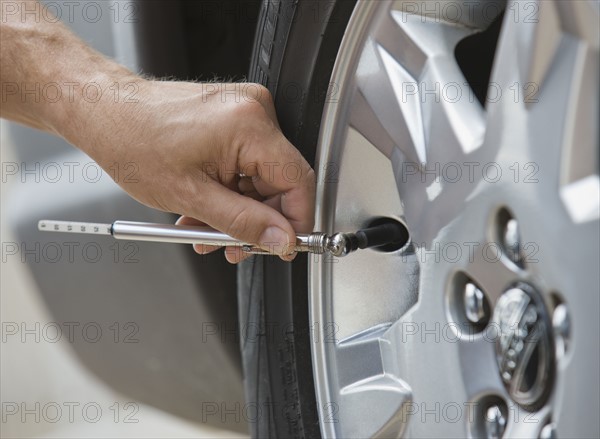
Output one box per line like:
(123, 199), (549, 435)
(0, 0), (141, 147)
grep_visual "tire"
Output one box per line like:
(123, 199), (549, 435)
(238, 1), (356, 438)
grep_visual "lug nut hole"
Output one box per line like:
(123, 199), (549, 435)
(470, 395), (509, 439)
(495, 207), (524, 268)
(447, 271), (491, 334)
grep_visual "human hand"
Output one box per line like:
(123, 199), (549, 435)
(64, 80), (315, 263)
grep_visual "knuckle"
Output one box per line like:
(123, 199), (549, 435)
(245, 83), (272, 104)
(231, 97), (263, 120)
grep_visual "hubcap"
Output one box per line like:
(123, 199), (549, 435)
(310, 0), (599, 437)
(493, 284), (554, 410)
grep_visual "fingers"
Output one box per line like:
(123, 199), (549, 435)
(193, 82), (315, 234)
(189, 179), (298, 262)
(177, 215), (254, 264)
(236, 132), (316, 234)
(237, 176), (263, 201)
(173, 83), (314, 263)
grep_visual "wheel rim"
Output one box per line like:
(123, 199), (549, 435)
(310, 1), (599, 437)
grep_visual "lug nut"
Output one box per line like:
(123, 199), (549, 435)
(464, 282), (487, 324)
(503, 218), (522, 266)
(485, 405), (507, 439)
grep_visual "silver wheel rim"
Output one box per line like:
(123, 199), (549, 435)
(310, 1), (599, 437)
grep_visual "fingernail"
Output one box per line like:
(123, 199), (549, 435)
(260, 226), (289, 254)
(281, 251), (297, 262)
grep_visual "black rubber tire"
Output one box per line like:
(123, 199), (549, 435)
(237, 1), (357, 438)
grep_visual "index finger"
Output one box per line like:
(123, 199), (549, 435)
(237, 129), (316, 234)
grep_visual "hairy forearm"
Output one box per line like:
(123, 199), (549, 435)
(0, 0), (141, 146)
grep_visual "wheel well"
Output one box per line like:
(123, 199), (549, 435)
(133, 0), (261, 80)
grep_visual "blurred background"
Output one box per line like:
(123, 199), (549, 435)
(1, 1), (261, 437)
(1, 137), (245, 439)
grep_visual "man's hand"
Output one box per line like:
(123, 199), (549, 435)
(72, 80), (316, 263)
(1, 1), (315, 263)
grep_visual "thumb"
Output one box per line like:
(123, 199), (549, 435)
(192, 180), (297, 260)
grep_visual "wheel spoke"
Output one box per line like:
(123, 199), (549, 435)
(354, 8), (487, 169)
(349, 5), (493, 245)
(328, 326), (413, 438)
(487, 0), (599, 185)
(338, 374), (413, 439)
(353, 37), (426, 165)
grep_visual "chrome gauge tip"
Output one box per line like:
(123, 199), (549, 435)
(326, 233), (346, 257)
(326, 232), (359, 257)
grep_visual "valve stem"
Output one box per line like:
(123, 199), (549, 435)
(325, 221), (410, 257)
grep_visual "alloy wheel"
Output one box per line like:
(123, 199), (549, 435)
(310, 1), (599, 437)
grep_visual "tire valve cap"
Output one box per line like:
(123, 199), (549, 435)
(325, 221), (409, 257)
